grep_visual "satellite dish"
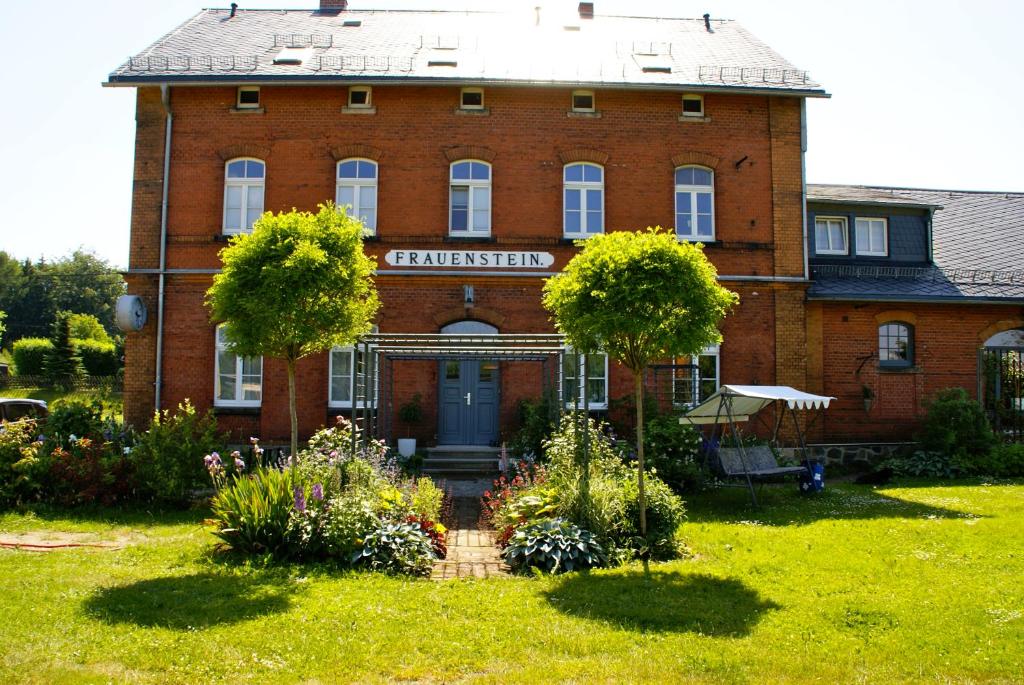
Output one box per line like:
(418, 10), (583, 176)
(115, 295), (148, 332)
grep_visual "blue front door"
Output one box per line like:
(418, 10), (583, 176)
(438, 359), (499, 445)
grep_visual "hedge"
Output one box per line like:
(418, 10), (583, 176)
(11, 338), (52, 375)
(74, 339), (120, 376)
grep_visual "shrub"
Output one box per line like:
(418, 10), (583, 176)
(43, 312), (84, 384)
(508, 397), (555, 459)
(210, 466), (296, 558)
(615, 473), (687, 561)
(66, 313), (111, 343)
(352, 521), (436, 575)
(886, 450), (961, 478)
(408, 477), (444, 522)
(918, 388), (995, 458)
(73, 339), (120, 376)
(130, 400), (226, 503)
(0, 419), (47, 505)
(44, 399), (105, 446)
(503, 518), (607, 574)
(48, 436), (134, 506)
(643, 414), (703, 493)
(11, 338), (52, 375)
(964, 443), (1024, 478)
(320, 495), (381, 560)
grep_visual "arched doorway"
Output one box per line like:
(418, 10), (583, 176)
(980, 328), (1024, 441)
(438, 320), (500, 445)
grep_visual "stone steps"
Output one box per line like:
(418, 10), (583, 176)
(423, 446), (502, 478)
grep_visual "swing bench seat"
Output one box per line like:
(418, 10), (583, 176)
(716, 447), (808, 479)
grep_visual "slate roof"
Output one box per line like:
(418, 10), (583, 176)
(807, 185), (1024, 303)
(106, 7), (826, 95)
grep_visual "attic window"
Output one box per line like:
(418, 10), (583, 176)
(682, 93), (704, 117)
(460, 87), (484, 110)
(571, 90), (595, 113)
(342, 20), (362, 27)
(236, 86), (260, 109)
(348, 86), (372, 108)
(273, 47), (312, 65)
(642, 66), (672, 74)
(428, 60), (458, 67)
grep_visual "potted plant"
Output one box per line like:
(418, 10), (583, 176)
(397, 393), (423, 458)
(862, 384), (875, 413)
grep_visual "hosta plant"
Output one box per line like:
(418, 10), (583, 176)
(352, 521), (436, 576)
(502, 518), (607, 574)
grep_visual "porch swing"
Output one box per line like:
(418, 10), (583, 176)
(679, 385), (835, 506)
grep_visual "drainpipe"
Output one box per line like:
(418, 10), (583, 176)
(155, 84), (173, 412)
(800, 98), (809, 282)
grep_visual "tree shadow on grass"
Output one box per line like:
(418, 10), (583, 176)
(544, 571), (779, 637)
(684, 483), (982, 526)
(83, 572), (297, 629)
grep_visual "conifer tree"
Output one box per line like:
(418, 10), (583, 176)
(44, 311), (83, 387)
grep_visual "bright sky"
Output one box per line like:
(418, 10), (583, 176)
(1, 0), (1021, 268)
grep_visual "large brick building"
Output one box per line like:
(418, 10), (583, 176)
(107, 3), (1024, 447)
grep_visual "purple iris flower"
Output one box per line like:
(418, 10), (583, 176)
(311, 483), (324, 501)
(293, 487), (306, 513)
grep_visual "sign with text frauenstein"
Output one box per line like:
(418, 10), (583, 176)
(384, 250), (555, 269)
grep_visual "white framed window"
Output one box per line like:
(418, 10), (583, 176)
(460, 87), (484, 110)
(236, 86), (260, 109)
(814, 217), (849, 255)
(214, 325), (262, 407)
(681, 93), (704, 117)
(336, 159), (377, 234)
(449, 160), (491, 235)
(223, 158), (265, 234)
(562, 349), (608, 410)
(348, 86), (372, 108)
(329, 329), (378, 408)
(675, 165), (714, 240)
(571, 90), (595, 112)
(563, 163), (604, 237)
(855, 217), (888, 256)
(672, 345), (720, 407)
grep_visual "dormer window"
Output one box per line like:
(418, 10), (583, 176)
(236, 86), (260, 109)
(814, 217), (849, 255)
(681, 93), (704, 117)
(855, 217), (888, 256)
(348, 86), (372, 108)
(571, 90), (595, 112)
(460, 87), (484, 110)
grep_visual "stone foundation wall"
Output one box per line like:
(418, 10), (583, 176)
(779, 442), (914, 468)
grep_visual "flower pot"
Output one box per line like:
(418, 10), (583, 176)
(397, 438), (417, 458)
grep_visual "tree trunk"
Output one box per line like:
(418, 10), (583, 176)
(287, 357), (298, 461)
(634, 370), (647, 538)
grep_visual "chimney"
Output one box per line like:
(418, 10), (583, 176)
(229, 2), (237, 18)
(578, 2), (594, 19)
(703, 13), (712, 32)
(320, 0), (348, 12)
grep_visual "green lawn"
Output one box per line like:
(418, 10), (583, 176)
(1, 482), (1022, 684)
(0, 385), (123, 420)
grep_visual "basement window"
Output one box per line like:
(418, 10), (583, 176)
(460, 87), (484, 110)
(571, 90), (595, 112)
(348, 86), (372, 108)
(236, 86), (260, 109)
(681, 93), (704, 117)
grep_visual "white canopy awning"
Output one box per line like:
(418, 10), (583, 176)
(679, 385), (835, 425)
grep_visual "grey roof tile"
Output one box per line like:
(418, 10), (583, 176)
(107, 8), (826, 94)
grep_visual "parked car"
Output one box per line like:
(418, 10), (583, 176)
(0, 398), (48, 425)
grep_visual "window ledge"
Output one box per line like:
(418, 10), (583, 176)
(363, 234), (381, 242)
(878, 365), (919, 374)
(444, 235), (497, 243)
(567, 110), (602, 119)
(677, 237), (718, 245)
(678, 115), (711, 123)
(561, 235), (600, 243)
(213, 406), (261, 416)
(342, 106), (376, 115)
(230, 107), (265, 114)
(328, 406), (379, 416)
(214, 234), (235, 243)
(455, 107), (490, 116)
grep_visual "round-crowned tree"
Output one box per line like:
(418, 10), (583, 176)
(206, 204), (380, 458)
(543, 228), (737, 538)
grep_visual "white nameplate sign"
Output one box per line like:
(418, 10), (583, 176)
(384, 250), (555, 269)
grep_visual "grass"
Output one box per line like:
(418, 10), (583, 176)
(0, 385), (123, 420)
(0, 481), (1022, 683)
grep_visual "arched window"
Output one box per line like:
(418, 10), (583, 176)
(223, 158), (265, 234)
(449, 160), (491, 235)
(336, 159), (377, 234)
(879, 322), (913, 368)
(214, 325), (262, 406)
(674, 165), (714, 240)
(563, 163), (604, 238)
(329, 326), (378, 408)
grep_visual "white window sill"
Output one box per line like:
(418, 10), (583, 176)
(678, 114), (711, 123)
(564, 233), (601, 240)
(231, 107), (265, 114)
(567, 110), (602, 119)
(676, 235), (715, 243)
(448, 231), (493, 238)
(815, 250), (849, 256)
(563, 404), (609, 411)
(214, 401), (262, 409)
(342, 106), (377, 115)
(328, 403), (379, 410)
(455, 107), (490, 116)
(857, 252), (889, 258)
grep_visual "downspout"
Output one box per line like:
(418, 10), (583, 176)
(800, 98), (809, 281)
(926, 207), (935, 264)
(155, 84), (172, 412)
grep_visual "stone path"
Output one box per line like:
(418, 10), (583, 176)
(430, 496), (510, 580)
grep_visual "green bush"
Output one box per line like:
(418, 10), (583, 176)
(503, 518), (607, 574)
(130, 400), (226, 503)
(508, 397), (556, 459)
(73, 339), (119, 376)
(918, 388), (995, 458)
(644, 414), (703, 493)
(210, 466), (296, 558)
(0, 419), (47, 505)
(66, 313), (111, 344)
(44, 399), (105, 446)
(409, 477), (444, 522)
(352, 521), (436, 575)
(965, 443), (1024, 478)
(320, 495), (381, 560)
(616, 474), (687, 561)
(11, 338), (52, 375)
